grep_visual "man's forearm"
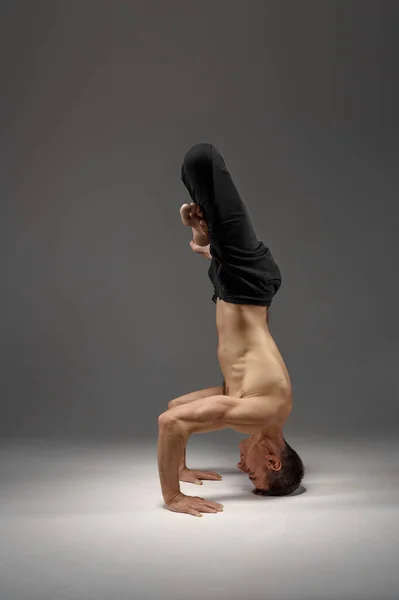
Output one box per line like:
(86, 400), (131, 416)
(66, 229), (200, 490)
(179, 447), (187, 471)
(167, 405), (187, 472)
(158, 418), (189, 503)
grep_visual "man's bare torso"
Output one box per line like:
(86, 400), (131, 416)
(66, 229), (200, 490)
(216, 299), (292, 410)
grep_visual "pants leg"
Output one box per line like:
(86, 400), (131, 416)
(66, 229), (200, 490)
(181, 143), (260, 260)
(181, 143), (281, 305)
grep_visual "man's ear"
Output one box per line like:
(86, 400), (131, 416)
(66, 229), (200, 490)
(265, 455), (282, 471)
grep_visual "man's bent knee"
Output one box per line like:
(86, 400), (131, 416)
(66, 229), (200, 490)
(182, 143), (214, 175)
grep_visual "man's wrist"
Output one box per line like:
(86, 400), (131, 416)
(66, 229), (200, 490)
(163, 489), (182, 504)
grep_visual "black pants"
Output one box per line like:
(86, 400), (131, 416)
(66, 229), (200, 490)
(181, 143), (281, 306)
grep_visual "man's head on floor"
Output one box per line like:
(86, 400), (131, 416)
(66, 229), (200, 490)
(237, 432), (304, 496)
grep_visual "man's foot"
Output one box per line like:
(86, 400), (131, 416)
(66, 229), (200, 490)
(189, 240), (212, 260)
(180, 203), (209, 239)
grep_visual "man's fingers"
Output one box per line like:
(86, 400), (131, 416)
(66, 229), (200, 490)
(197, 473), (221, 480)
(169, 504), (202, 517)
(199, 503), (223, 513)
(182, 477), (203, 485)
(169, 496), (223, 516)
(191, 501), (219, 513)
(187, 477), (202, 485)
(209, 503), (224, 511)
(179, 470), (202, 485)
(196, 471), (222, 480)
(193, 497), (224, 511)
(181, 469), (221, 482)
(182, 501), (220, 516)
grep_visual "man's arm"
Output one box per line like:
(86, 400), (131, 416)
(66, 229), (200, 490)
(158, 394), (279, 503)
(167, 386), (224, 473)
(158, 414), (189, 504)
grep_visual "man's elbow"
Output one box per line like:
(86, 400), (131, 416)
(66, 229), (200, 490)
(158, 412), (182, 430)
(158, 412), (170, 428)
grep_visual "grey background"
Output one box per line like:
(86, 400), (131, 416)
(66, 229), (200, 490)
(2, 4), (399, 600)
(1, 0), (398, 441)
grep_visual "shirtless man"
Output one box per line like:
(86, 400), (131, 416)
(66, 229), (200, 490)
(157, 143), (304, 517)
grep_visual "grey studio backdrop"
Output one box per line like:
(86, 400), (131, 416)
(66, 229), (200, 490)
(1, 0), (398, 443)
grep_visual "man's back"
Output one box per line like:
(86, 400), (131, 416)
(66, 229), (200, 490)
(215, 299), (292, 407)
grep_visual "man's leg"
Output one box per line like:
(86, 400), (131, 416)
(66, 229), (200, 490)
(181, 143), (281, 304)
(167, 385), (224, 473)
(181, 143), (259, 263)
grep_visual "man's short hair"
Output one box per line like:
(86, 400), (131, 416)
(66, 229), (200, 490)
(254, 438), (304, 497)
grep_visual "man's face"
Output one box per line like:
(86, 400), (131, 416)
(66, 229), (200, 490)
(237, 438), (269, 491)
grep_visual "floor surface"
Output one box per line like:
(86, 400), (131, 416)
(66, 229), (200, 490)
(1, 435), (398, 600)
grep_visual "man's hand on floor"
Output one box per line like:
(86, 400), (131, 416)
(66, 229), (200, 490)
(166, 492), (224, 517)
(179, 467), (222, 485)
